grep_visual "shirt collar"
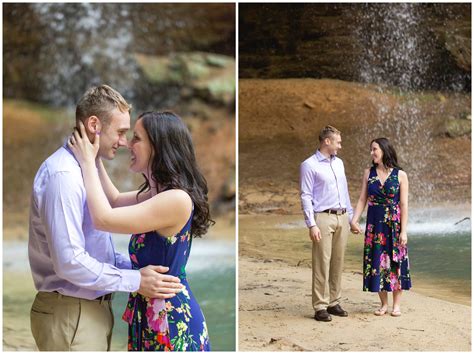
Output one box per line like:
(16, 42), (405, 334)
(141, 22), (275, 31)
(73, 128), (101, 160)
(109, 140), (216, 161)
(62, 139), (80, 164)
(316, 149), (335, 162)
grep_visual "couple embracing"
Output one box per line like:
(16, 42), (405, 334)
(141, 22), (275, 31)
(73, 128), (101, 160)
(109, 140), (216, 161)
(29, 85), (211, 351)
(300, 125), (412, 322)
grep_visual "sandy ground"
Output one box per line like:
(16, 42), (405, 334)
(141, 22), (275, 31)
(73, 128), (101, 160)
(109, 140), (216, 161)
(239, 256), (471, 351)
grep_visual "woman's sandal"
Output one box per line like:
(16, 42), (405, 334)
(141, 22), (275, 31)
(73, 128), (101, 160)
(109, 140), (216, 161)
(374, 307), (388, 316)
(391, 310), (402, 317)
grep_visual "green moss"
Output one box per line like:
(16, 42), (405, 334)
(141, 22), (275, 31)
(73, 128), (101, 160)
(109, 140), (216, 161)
(135, 54), (183, 84)
(207, 77), (235, 97)
(135, 52), (235, 104)
(180, 53), (211, 79)
(445, 118), (471, 137)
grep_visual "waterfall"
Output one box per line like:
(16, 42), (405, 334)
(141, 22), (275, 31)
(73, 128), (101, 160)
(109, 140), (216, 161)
(352, 4), (441, 204)
(355, 3), (435, 90)
(32, 3), (138, 107)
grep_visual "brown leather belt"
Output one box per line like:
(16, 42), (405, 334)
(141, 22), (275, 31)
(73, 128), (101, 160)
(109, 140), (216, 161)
(53, 291), (113, 302)
(321, 209), (347, 215)
(95, 293), (113, 301)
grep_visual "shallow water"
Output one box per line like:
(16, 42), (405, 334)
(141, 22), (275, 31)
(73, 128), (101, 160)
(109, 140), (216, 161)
(345, 231), (471, 304)
(409, 232), (471, 281)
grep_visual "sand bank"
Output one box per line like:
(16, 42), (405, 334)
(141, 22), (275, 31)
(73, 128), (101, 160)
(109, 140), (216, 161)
(239, 256), (471, 351)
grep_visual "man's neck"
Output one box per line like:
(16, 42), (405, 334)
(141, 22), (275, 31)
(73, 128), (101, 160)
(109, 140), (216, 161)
(318, 148), (332, 159)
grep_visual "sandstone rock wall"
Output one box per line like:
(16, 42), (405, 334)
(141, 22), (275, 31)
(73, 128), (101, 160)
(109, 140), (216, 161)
(239, 3), (470, 91)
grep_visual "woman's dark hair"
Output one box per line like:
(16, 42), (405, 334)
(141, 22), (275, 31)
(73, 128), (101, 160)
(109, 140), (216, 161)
(370, 137), (402, 170)
(137, 111), (214, 237)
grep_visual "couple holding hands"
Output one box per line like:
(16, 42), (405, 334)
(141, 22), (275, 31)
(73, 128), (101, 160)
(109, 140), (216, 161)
(300, 125), (411, 322)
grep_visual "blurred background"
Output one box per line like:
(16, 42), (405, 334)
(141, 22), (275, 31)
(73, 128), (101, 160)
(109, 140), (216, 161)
(3, 3), (235, 351)
(238, 4), (470, 348)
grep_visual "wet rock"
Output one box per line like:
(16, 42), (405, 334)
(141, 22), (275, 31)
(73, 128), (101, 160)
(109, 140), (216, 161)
(440, 23), (471, 72)
(459, 111), (471, 120)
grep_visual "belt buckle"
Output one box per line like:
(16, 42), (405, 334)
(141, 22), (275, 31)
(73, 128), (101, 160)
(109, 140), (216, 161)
(336, 209), (342, 215)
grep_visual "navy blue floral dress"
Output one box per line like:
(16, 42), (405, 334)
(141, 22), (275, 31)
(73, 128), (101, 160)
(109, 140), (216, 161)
(363, 167), (412, 292)
(122, 211), (211, 351)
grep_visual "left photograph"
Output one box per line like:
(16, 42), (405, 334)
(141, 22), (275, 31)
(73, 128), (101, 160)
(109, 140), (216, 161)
(3, 3), (235, 351)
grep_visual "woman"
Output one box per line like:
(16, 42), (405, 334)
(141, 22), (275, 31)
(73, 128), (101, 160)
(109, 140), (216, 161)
(350, 138), (411, 317)
(69, 111), (212, 351)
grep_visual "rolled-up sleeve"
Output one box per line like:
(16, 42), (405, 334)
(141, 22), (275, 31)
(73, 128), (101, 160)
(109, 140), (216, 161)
(41, 172), (140, 293)
(300, 162), (316, 228)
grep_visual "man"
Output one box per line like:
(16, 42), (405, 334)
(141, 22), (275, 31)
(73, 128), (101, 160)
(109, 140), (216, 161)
(300, 125), (354, 322)
(28, 85), (182, 351)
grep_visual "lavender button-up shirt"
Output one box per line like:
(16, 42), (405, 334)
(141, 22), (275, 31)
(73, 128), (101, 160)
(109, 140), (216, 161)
(300, 150), (353, 228)
(28, 145), (140, 300)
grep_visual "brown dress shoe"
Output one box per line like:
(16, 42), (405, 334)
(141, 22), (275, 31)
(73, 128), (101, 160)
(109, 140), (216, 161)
(327, 304), (348, 317)
(314, 309), (332, 322)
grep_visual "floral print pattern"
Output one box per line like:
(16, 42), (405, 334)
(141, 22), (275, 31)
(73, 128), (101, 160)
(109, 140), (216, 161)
(122, 212), (211, 351)
(363, 167), (412, 292)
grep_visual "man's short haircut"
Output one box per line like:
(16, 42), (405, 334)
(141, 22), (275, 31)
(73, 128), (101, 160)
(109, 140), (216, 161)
(75, 84), (132, 127)
(319, 125), (341, 143)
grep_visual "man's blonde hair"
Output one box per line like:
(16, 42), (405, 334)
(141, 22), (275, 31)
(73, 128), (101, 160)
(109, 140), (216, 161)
(318, 125), (341, 143)
(75, 84), (132, 127)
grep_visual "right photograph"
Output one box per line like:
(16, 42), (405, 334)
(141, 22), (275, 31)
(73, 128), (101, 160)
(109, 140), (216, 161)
(238, 3), (471, 352)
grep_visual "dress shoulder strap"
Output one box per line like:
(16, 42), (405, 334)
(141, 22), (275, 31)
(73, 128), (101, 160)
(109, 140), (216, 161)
(369, 165), (377, 178)
(393, 167), (400, 180)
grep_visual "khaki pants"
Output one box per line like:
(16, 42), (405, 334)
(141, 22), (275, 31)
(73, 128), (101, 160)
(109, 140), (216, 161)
(312, 212), (349, 312)
(30, 292), (114, 351)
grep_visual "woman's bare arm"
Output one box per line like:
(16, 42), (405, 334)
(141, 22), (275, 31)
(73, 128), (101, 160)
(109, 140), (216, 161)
(351, 168), (370, 229)
(399, 170), (409, 245)
(97, 159), (152, 207)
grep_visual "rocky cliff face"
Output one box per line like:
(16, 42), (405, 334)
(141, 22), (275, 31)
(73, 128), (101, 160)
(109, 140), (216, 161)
(239, 3), (470, 91)
(4, 3), (235, 106)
